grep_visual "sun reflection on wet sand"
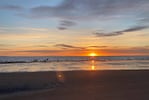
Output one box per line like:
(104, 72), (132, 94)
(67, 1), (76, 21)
(91, 59), (96, 70)
(56, 71), (65, 82)
(91, 65), (95, 70)
(89, 53), (96, 70)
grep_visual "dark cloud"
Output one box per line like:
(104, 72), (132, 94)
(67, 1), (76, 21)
(94, 31), (123, 37)
(55, 44), (85, 49)
(60, 20), (76, 27)
(55, 44), (109, 49)
(122, 26), (148, 32)
(57, 20), (77, 30)
(28, 0), (149, 20)
(0, 5), (24, 11)
(94, 26), (148, 37)
(23, 0), (149, 31)
(88, 46), (108, 48)
(57, 27), (67, 30)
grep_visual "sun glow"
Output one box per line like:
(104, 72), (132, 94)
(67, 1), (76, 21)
(89, 53), (97, 57)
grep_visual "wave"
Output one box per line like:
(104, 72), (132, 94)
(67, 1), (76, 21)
(0, 56), (149, 64)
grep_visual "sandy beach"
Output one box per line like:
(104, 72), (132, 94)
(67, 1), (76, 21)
(0, 70), (149, 100)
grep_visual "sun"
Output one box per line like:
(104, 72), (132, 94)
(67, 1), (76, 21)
(89, 52), (97, 57)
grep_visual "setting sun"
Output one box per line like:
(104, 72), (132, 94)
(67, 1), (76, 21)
(89, 53), (97, 57)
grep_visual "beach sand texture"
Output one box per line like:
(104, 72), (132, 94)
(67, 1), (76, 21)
(0, 70), (149, 100)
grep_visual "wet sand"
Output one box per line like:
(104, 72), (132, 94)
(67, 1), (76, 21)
(0, 70), (149, 100)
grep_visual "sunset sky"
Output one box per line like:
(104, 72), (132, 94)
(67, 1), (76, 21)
(0, 0), (149, 56)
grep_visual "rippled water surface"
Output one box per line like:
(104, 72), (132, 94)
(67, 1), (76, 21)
(0, 56), (149, 72)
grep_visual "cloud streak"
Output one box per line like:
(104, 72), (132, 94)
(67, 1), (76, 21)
(4, 46), (149, 56)
(87, 46), (108, 48)
(57, 27), (67, 30)
(55, 44), (85, 49)
(94, 26), (148, 37)
(0, 5), (24, 11)
(122, 26), (148, 32)
(60, 20), (76, 27)
(57, 20), (77, 30)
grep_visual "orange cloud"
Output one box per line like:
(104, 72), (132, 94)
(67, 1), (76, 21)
(0, 46), (149, 56)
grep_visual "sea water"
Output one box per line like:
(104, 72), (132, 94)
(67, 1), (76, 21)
(0, 56), (149, 72)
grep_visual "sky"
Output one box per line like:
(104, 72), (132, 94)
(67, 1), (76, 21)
(0, 0), (149, 56)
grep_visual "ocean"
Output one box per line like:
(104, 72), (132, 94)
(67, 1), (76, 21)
(0, 56), (149, 72)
